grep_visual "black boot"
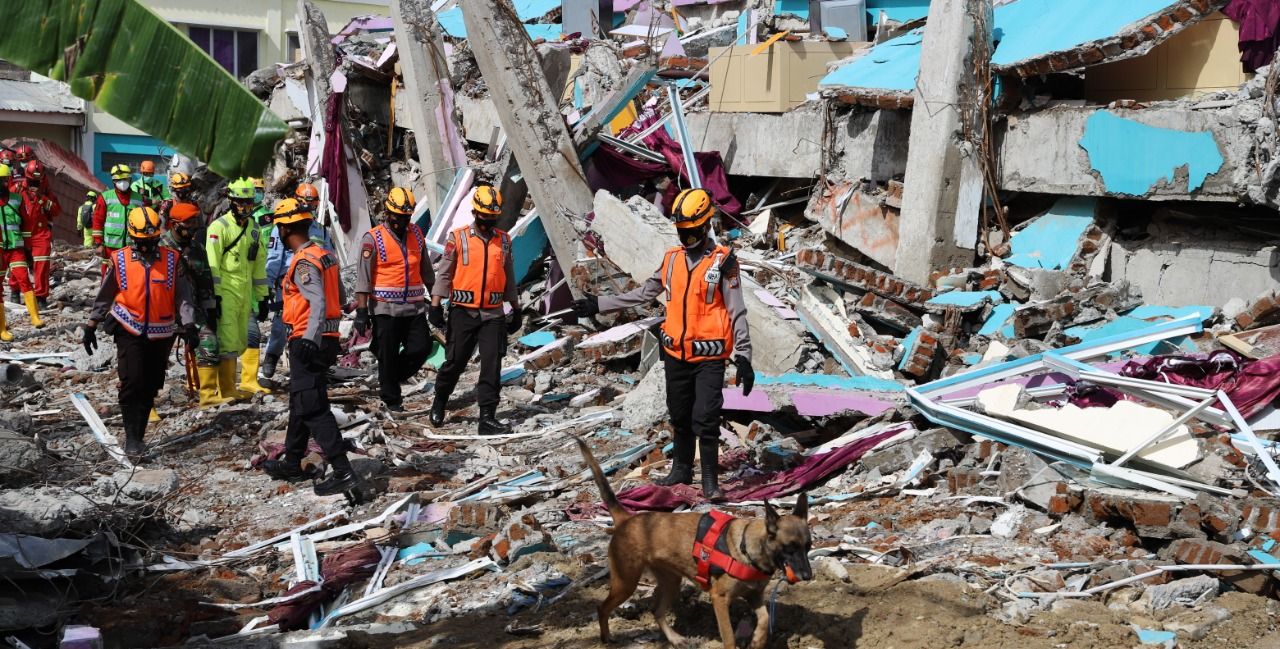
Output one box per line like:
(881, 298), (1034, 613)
(314, 455), (359, 496)
(119, 404), (147, 462)
(655, 433), (695, 486)
(699, 438), (725, 502)
(262, 457), (316, 482)
(429, 394), (448, 427)
(258, 353), (279, 382)
(478, 406), (510, 436)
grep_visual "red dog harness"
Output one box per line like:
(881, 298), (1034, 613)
(692, 510), (772, 591)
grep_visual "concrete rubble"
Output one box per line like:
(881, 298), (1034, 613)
(5, 0), (1280, 647)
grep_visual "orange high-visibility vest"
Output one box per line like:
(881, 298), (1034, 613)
(110, 247), (180, 339)
(369, 223), (426, 303)
(282, 243), (342, 340)
(447, 225), (510, 309)
(658, 244), (734, 362)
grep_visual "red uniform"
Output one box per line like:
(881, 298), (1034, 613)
(13, 183), (59, 298)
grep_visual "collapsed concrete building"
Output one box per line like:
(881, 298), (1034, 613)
(6, 0), (1280, 647)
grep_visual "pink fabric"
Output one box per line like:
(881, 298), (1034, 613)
(600, 427), (905, 512)
(1223, 0), (1280, 72)
(1118, 351), (1280, 418)
(319, 92), (351, 231)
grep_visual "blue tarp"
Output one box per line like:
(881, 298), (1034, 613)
(822, 0), (1180, 91)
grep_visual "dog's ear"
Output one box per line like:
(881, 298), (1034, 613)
(791, 493), (808, 520)
(764, 500), (779, 535)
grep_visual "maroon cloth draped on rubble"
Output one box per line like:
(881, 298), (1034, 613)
(267, 541), (381, 631)
(319, 92), (351, 231)
(590, 427), (903, 513)
(1223, 0), (1280, 72)
(1117, 351), (1280, 419)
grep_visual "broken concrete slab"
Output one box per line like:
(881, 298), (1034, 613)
(1137, 575), (1219, 612)
(796, 285), (895, 379)
(725, 373), (905, 418)
(0, 429), (40, 485)
(621, 362), (667, 432)
(577, 317), (663, 362)
(797, 248), (935, 306)
(588, 191), (677, 282)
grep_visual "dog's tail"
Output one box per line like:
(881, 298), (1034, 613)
(574, 435), (632, 524)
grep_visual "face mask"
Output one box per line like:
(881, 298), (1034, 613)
(680, 225), (707, 249)
(135, 239), (158, 254)
(387, 215), (408, 233)
(115, 180), (130, 192)
(254, 190), (265, 204)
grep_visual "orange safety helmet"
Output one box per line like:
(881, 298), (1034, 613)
(139, 160), (156, 174)
(169, 172), (192, 190)
(13, 144), (34, 163)
(168, 202), (202, 224)
(294, 182), (320, 208)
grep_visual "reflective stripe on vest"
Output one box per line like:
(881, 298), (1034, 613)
(103, 191), (141, 249)
(658, 244), (733, 362)
(110, 247), (179, 339)
(370, 224), (426, 304)
(448, 226), (509, 309)
(282, 244), (342, 340)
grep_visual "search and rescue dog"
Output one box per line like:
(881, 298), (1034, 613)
(575, 436), (813, 648)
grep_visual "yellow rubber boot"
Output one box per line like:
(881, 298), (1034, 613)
(0, 305), (10, 342)
(22, 292), (43, 329)
(239, 348), (272, 394)
(197, 366), (232, 408)
(149, 408), (161, 423)
(218, 358), (253, 400)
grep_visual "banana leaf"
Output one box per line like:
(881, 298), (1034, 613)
(0, 0), (288, 179)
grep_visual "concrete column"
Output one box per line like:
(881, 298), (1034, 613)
(893, 0), (992, 284)
(460, 0), (591, 299)
(297, 0), (335, 178)
(392, 0), (466, 215)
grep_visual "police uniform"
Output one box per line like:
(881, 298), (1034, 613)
(431, 224), (516, 420)
(356, 222), (434, 408)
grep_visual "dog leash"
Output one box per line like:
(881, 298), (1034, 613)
(768, 578), (785, 636)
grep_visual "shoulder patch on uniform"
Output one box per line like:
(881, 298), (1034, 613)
(362, 247), (373, 259)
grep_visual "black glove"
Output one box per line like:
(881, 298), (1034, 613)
(572, 295), (600, 318)
(733, 355), (755, 397)
(294, 338), (318, 368)
(506, 310), (523, 335)
(256, 299), (270, 323)
(181, 325), (200, 350)
(81, 324), (98, 356)
(354, 307), (370, 337)
(428, 304), (445, 329)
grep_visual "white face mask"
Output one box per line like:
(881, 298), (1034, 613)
(115, 180), (130, 192)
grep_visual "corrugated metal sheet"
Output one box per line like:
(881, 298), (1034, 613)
(3, 137), (106, 244)
(0, 77), (84, 116)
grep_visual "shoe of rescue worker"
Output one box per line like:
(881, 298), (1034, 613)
(262, 458), (317, 483)
(239, 348), (273, 394)
(22, 292), (44, 328)
(385, 401), (404, 413)
(123, 405), (148, 462)
(197, 366), (232, 407)
(217, 359), (253, 400)
(313, 467), (360, 496)
(0, 305), (10, 342)
(258, 353), (279, 383)
(699, 438), (726, 502)
(655, 434), (695, 486)
(429, 398), (447, 427)
(478, 408), (511, 436)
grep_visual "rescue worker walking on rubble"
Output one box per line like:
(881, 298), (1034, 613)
(261, 199), (361, 497)
(130, 160), (169, 206)
(259, 182), (332, 384)
(158, 172), (195, 225)
(207, 177), (270, 402)
(94, 164), (144, 276)
(354, 187), (434, 412)
(82, 207), (197, 462)
(76, 190), (97, 249)
(428, 185), (521, 435)
(572, 188), (754, 501)
(17, 160), (60, 310)
(164, 202), (226, 407)
(0, 164), (38, 341)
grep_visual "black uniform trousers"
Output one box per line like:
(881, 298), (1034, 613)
(284, 337), (348, 466)
(372, 312), (431, 406)
(434, 307), (506, 411)
(662, 351), (726, 442)
(115, 329), (174, 413)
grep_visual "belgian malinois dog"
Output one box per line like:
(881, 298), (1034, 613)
(575, 436), (813, 648)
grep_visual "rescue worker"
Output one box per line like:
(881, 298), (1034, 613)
(259, 182), (332, 383)
(354, 187), (434, 411)
(0, 164), (37, 340)
(82, 207), (197, 461)
(251, 177), (271, 223)
(261, 199), (359, 496)
(428, 185), (522, 435)
(572, 188), (754, 501)
(158, 172), (195, 224)
(11, 145), (33, 184)
(130, 160), (169, 206)
(0, 150), (14, 182)
(163, 201), (226, 407)
(17, 160), (60, 309)
(76, 190), (98, 248)
(93, 164), (144, 275)
(206, 177), (269, 402)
